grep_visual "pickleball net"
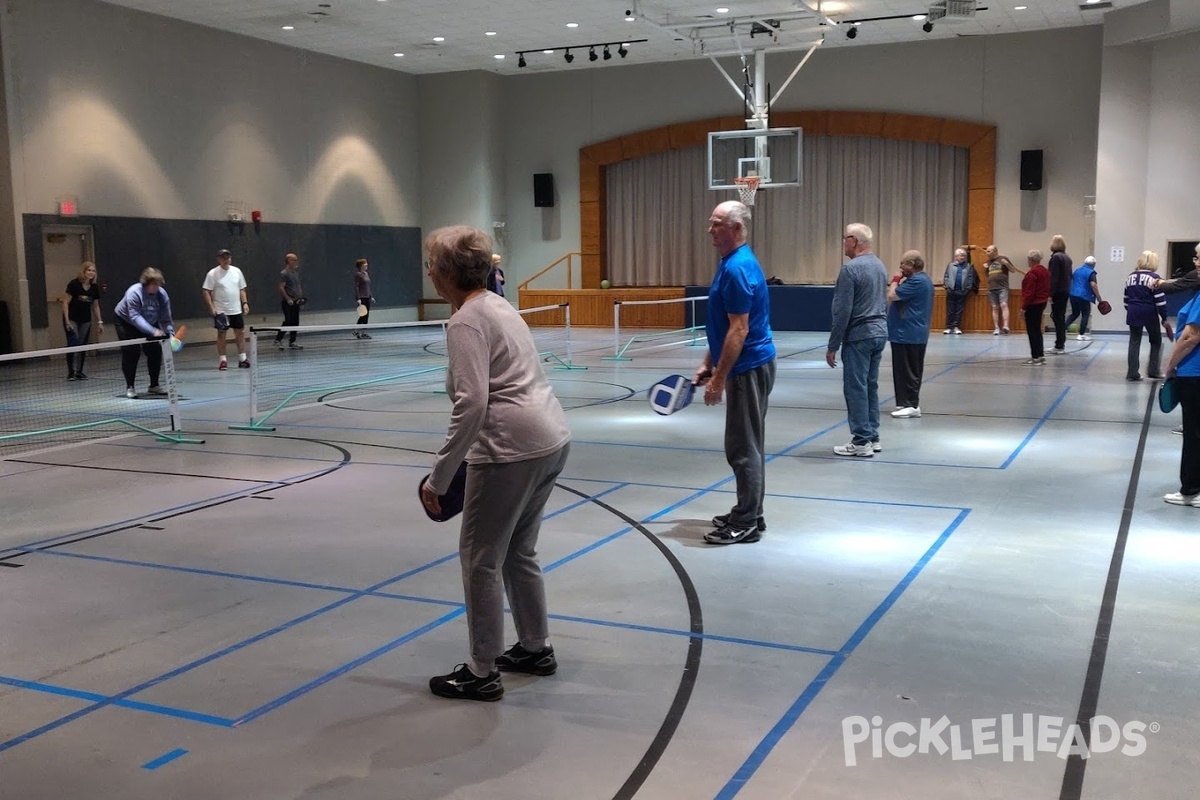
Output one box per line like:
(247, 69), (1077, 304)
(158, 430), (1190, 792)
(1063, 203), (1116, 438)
(241, 303), (576, 430)
(0, 338), (200, 460)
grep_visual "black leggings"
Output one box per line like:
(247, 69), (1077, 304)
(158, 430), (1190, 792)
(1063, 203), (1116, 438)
(114, 318), (162, 389)
(1025, 304), (1046, 358)
(356, 298), (371, 326)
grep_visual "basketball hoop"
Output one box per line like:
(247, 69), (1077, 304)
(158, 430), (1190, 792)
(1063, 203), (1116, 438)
(734, 176), (760, 206)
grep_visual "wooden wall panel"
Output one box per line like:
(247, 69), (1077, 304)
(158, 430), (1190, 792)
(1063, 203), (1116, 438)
(579, 155), (601, 203)
(881, 114), (945, 143)
(929, 289), (1026, 333)
(941, 120), (991, 149)
(967, 188), (995, 250)
(827, 112), (886, 138)
(968, 128), (997, 189)
(621, 128), (671, 160)
(668, 120), (714, 150)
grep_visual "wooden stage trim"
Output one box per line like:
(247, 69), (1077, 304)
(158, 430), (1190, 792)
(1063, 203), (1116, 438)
(520, 286), (1029, 333)
(520, 288), (686, 328)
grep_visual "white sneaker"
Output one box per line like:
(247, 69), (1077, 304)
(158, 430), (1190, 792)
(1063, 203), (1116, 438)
(1164, 492), (1200, 507)
(891, 407), (921, 418)
(953, 328), (963, 335)
(943, 328), (952, 335)
(125, 387), (136, 399)
(992, 328), (1000, 335)
(871, 441), (882, 452)
(1077, 334), (1091, 341)
(833, 442), (874, 457)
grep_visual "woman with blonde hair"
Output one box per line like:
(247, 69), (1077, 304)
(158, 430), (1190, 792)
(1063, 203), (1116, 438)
(60, 261), (104, 380)
(1123, 250), (1171, 381)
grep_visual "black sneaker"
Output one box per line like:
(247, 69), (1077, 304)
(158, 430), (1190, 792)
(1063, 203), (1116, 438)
(359, 332), (372, 340)
(275, 341), (285, 350)
(704, 523), (762, 545)
(238, 360), (251, 369)
(496, 644), (557, 676)
(146, 385), (168, 396)
(76, 372), (88, 380)
(711, 514), (766, 532)
(429, 663), (504, 702)
(288, 343), (304, 350)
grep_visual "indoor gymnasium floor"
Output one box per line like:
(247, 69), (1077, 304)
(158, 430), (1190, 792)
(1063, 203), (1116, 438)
(0, 327), (1196, 800)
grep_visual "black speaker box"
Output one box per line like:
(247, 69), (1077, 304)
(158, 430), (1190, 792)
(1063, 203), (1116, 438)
(533, 173), (555, 207)
(1020, 150), (1043, 191)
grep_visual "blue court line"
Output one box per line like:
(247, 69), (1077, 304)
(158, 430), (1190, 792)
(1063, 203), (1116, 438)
(999, 386), (1071, 469)
(231, 608), (465, 726)
(0, 676), (234, 727)
(141, 748), (189, 770)
(1083, 340), (1109, 370)
(713, 507), (971, 800)
(0, 556), (460, 754)
(546, 613), (839, 656)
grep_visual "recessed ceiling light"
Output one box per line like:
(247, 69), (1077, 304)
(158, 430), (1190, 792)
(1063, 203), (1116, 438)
(281, 25), (294, 30)
(393, 52), (404, 57)
(543, 49), (555, 54)
(625, 14), (635, 21)
(716, 7), (730, 12)
(494, 54), (505, 59)
(1014, 4), (1026, 7)
(1085, 0), (1102, 3)
(566, 22), (579, 28)
(433, 36), (445, 42)
(912, 14), (927, 20)
(485, 31), (497, 36)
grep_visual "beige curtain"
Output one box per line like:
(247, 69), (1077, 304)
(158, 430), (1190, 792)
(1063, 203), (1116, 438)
(607, 136), (968, 285)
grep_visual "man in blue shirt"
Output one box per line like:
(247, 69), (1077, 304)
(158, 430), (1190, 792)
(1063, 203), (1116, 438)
(887, 250), (935, 419)
(693, 200), (776, 545)
(827, 223), (889, 457)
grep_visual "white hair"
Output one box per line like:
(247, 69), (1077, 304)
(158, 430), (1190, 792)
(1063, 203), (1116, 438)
(845, 223), (873, 247)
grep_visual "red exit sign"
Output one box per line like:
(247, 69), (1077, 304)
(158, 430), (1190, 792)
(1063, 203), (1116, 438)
(58, 199), (78, 216)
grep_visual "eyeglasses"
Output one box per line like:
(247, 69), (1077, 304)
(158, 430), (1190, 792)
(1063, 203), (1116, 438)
(843, 234), (856, 241)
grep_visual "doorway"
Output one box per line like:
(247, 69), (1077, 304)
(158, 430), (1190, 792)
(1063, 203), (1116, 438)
(42, 225), (95, 348)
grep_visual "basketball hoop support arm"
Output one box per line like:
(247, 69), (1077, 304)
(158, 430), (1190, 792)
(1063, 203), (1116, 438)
(707, 44), (821, 128)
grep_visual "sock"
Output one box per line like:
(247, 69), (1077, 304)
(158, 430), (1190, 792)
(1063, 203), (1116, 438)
(521, 639), (548, 653)
(468, 661), (493, 678)
(219, 356), (227, 363)
(238, 353), (247, 362)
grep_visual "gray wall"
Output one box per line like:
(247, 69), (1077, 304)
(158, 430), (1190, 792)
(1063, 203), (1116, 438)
(474, 27), (1104, 291)
(1, 0), (421, 349)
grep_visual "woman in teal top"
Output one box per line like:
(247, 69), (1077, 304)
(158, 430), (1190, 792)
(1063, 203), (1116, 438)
(1164, 253), (1200, 507)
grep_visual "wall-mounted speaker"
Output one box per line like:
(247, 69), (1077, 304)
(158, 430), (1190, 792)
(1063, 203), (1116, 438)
(1020, 150), (1043, 191)
(533, 173), (555, 208)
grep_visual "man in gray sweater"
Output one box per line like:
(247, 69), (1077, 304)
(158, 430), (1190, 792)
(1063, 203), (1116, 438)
(826, 223), (889, 457)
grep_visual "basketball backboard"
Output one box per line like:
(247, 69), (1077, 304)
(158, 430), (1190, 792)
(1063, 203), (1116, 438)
(707, 127), (803, 191)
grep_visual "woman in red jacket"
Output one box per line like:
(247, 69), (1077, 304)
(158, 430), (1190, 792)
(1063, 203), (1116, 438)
(1022, 249), (1051, 365)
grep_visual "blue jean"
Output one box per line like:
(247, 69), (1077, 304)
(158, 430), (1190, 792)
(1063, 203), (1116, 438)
(1065, 297), (1091, 335)
(843, 337), (886, 445)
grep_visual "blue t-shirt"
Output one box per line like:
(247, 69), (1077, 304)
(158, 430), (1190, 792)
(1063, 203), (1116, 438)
(1069, 266), (1097, 302)
(887, 272), (934, 344)
(1175, 295), (1200, 378)
(706, 244), (775, 376)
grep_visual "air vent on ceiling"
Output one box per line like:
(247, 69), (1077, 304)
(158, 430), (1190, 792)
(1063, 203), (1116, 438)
(927, 0), (978, 23)
(1079, 1), (1113, 8)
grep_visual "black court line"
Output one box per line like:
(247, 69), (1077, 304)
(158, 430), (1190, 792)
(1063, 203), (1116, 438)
(556, 484), (703, 800)
(0, 436), (351, 560)
(1059, 385), (1156, 799)
(5, 459), (277, 484)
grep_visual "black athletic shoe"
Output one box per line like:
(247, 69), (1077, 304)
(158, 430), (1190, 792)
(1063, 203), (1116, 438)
(429, 663), (504, 702)
(704, 522), (762, 545)
(146, 385), (168, 396)
(496, 644), (557, 676)
(711, 513), (766, 532)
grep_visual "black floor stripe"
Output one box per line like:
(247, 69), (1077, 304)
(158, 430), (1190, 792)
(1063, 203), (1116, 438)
(556, 484), (703, 800)
(1059, 385), (1156, 799)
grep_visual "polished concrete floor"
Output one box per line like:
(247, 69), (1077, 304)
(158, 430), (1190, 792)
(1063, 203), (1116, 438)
(0, 326), (1196, 800)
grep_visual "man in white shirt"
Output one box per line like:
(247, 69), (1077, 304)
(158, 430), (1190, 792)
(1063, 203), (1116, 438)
(202, 249), (251, 370)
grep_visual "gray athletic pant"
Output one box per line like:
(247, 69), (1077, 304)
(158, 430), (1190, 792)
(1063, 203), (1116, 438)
(460, 444), (570, 677)
(724, 360), (776, 528)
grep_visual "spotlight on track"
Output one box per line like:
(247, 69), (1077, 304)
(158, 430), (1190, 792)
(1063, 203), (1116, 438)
(564, 48), (574, 63)
(603, 45), (612, 60)
(846, 25), (857, 38)
(589, 46), (598, 61)
(922, 20), (934, 32)
(619, 43), (628, 57)
(517, 52), (526, 67)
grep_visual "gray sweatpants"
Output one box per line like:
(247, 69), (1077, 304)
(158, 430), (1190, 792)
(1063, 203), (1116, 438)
(459, 444), (570, 677)
(723, 360), (776, 527)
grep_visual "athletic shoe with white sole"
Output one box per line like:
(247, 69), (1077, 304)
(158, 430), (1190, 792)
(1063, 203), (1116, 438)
(1164, 492), (1200, 507)
(833, 442), (874, 457)
(704, 522), (762, 545)
(891, 407), (921, 418)
(711, 513), (766, 532)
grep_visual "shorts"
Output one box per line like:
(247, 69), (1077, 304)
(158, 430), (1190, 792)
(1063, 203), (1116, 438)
(214, 313), (245, 330)
(988, 287), (1009, 306)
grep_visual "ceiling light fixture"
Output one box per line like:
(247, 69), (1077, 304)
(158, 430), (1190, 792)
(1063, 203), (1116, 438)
(912, 14), (926, 20)
(494, 54), (504, 59)
(716, 6), (730, 12)
(625, 11), (636, 21)
(282, 25), (294, 30)
(846, 25), (857, 38)
(393, 52), (404, 57)
(485, 31), (497, 36)
(433, 36), (445, 42)
(518, 53), (527, 67)
(566, 22), (579, 28)
(922, 20), (934, 32)
(1014, 5), (1027, 8)
(523, 39), (647, 66)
